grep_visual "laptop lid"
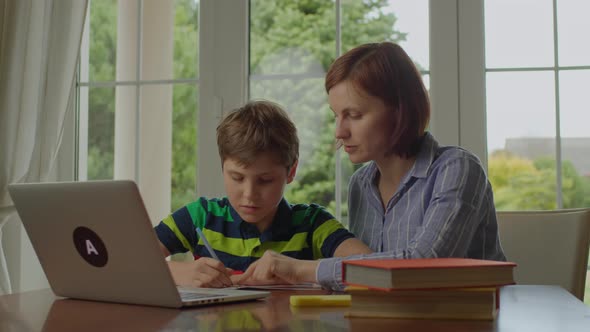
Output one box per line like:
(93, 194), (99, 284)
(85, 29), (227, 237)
(8, 180), (269, 308)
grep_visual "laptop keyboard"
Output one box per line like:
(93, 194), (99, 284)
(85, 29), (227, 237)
(179, 291), (225, 302)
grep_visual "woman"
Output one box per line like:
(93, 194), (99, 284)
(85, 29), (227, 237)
(237, 42), (506, 290)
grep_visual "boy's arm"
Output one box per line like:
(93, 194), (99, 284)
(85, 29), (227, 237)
(159, 241), (171, 257)
(155, 199), (208, 256)
(332, 238), (373, 257)
(308, 208), (371, 259)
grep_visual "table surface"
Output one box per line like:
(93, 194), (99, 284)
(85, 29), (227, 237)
(1, 285), (589, 331)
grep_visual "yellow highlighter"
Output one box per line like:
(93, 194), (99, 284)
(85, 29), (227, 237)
(289, 295), (351, 307)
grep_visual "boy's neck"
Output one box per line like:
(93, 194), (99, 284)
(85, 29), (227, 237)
(251, 206), (280, 234)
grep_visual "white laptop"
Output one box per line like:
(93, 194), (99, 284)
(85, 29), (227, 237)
(7, 180), (270, 308)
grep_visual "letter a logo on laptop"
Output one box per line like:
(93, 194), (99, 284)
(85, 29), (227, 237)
(73, 226), (108, 267)
(8, 180), (270, 308)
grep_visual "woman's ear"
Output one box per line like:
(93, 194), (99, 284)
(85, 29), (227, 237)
(287, 160), (298, 184)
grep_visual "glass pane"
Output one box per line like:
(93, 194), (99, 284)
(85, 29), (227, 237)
(173, 0), (199, 79)
(85, 86), (117, 180)
(88, 0), (118, 82)
(486, 71), (557, 210)
(485, 0), (554, 68)
(377, 0), (429, 70)
(250, 78), (335, 209)
(171, 84), (199, 211)
(558, 70), (590, 209)
(249, 0), (336, 76)
(557, 0), (590, 66)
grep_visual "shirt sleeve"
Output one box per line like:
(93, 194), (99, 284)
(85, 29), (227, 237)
(309, 206), (355, 259)
(154, 199), (206, 255)
(317, 155), (495, 290)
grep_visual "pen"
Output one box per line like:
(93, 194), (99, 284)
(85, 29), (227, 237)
(195, 228), (243, 275)
(195, 227), (220, 261)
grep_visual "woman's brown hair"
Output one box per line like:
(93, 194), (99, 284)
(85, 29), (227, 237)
(325, 42), (430, 158)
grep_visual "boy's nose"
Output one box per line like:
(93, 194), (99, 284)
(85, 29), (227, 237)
(243, 182), (257, 200)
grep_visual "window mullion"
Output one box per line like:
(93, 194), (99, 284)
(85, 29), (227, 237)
(198, 0), (249, 198)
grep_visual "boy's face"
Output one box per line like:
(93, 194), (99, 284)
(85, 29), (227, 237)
(222, 152), (297, 232)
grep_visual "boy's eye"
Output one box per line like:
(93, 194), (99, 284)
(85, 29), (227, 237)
(259, 178), (274, 184)
(231, 176), (244, 182)
(349, 113), (362, 119)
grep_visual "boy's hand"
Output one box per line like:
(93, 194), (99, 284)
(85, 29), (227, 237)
(167, 258), (233, 288)
(236, 250), (318, 285)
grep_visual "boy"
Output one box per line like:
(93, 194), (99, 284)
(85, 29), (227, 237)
(155, 100), (372, 288)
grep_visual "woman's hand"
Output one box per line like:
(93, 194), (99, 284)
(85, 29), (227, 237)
(236, 250), (319, 286)
(167, 258), (233, 288)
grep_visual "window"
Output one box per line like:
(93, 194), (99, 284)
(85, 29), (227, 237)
(77, 0), (199, 223)
(483, 0), (590, 303)
(485, 0), (590, 211)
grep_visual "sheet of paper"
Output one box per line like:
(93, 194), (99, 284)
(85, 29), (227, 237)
(229, 283), (323, 291)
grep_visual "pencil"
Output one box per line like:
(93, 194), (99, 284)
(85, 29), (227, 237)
(195, 227), (220, 261)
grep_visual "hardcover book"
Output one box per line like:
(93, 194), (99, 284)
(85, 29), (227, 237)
(345, 286), (500, 320)
(342, 258), (516, 290)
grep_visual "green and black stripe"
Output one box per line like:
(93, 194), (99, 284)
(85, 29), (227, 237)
(155, 198), (354, 271)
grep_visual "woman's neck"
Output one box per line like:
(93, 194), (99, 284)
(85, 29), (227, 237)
(374, 154), (416, 208)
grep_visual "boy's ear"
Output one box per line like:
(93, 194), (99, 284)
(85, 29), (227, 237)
(287, 160), (298, 184)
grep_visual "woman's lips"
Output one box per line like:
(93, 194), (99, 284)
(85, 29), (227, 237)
(344, 145), (357, 153)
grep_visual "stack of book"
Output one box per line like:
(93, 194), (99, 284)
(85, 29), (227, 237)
(342, 258), (516, 320)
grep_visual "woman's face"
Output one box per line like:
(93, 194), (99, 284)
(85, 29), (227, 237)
(328, 80), (393, 164)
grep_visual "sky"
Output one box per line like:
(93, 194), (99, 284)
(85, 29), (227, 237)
(385, 0), (590, 153)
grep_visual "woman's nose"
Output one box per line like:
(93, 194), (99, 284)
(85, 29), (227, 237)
(334, 118), (349, 139)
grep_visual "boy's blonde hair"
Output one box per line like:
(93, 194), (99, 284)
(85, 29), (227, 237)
(216, 100), (299, 169)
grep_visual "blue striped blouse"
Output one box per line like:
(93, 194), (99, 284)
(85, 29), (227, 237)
(316, 132), (506, 290)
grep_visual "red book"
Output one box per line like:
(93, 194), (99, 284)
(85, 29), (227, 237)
(342, 258), (516, 291)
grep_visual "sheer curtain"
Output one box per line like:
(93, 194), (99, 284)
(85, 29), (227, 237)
(0, 0), (88, 295)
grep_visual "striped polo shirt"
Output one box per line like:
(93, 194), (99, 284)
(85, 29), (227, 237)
(155, 197), (354, 272)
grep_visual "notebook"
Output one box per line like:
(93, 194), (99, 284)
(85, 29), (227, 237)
(8, 180), (270, 308)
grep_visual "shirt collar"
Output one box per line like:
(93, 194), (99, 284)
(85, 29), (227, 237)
(231, 198), (292, 242)
(262, 198), (292, 241)
(361, 131), (439, 186)
(409, 131), (439, 179)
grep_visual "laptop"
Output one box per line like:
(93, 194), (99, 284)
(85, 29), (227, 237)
(7, 180), (270, 308)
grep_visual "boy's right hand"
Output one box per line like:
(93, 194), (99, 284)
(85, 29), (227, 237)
(167, 258), (233, 288)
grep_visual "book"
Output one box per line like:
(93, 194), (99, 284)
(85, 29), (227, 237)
(344, 286), (500, 320)
(342, 258), (516, 290)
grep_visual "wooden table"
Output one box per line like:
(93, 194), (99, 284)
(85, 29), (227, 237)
(1, 285), (589, 331)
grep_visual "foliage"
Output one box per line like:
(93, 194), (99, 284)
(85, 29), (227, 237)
(489, 151), (590, 210)
(86, 0), (199, 210)
(170, 1), (199, 210)
(249, 0), (404, 213)
(87, 0), (117, 180)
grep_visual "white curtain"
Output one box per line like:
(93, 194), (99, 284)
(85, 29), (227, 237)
(0, 0), (88, 295)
